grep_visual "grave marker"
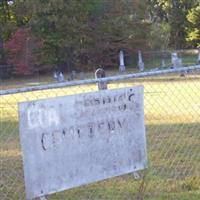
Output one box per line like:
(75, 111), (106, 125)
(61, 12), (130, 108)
(119, 50), (126, 72)
(58, 72), (64, 82)
(171, 52), (182, 68)
(53, 71), (58, 81)
(138, 51), (144, 72)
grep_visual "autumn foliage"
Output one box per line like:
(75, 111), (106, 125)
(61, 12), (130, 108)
(5, 28), (41, 76)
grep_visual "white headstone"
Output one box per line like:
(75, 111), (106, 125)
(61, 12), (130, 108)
(171, 52), (182, 68)
(138, 51), (144, 72)
(119, 50), (126, 72)
(53, 72), (58, 80)
(58, 72), (64, 82)
(19, 86), (147, 200)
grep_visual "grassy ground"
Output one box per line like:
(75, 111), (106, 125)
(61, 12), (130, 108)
(1, 73), (200, 199)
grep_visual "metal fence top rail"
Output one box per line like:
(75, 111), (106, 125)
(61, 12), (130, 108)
(1, 65), (200, 96)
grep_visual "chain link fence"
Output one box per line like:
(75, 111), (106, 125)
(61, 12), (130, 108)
(140, 49), (199, 70)
(1, 65), (200, 200)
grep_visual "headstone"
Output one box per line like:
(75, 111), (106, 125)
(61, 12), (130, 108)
(119, 50), (126, 72)
(138, 50), (144, 72)
(18, 86), (147, 200)
(161, 59), (166, 68)
(95, 68), (107, 90)
(197, 49), (200, 64)
(58, 72), (64, 82)
(53, 71), (58, 81)
(171, 52), (182, 68)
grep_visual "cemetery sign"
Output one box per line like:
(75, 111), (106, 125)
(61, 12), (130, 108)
(18, 86), (147, 199)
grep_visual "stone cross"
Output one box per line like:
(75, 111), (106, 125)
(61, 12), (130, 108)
(171, 52), (182, 68)
(119, 50), (126, 72)
(138, 50), (144, 72)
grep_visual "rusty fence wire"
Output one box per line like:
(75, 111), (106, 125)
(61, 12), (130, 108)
(1, 65), (200, 200)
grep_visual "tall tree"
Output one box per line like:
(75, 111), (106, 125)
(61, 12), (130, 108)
(80, 0), (150, 67)
(186, 3), (200, 47)
(3, 0), (152, 74)
(12, 0), (150, 70)
(0, 0), (16, 40)
(149, 0), (198, 49)
(5, 28), (41, 75)
(17, 0), (101, 71)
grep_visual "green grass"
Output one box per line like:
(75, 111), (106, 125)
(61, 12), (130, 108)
(1, 73), (200, 199)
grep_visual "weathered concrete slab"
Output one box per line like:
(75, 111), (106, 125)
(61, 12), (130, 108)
(18, 86), (147, 199)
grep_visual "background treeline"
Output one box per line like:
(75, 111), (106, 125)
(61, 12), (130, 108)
(0, 0), (199, 76)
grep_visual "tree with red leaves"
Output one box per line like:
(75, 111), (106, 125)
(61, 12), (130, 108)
(5, 28), (40, 76)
